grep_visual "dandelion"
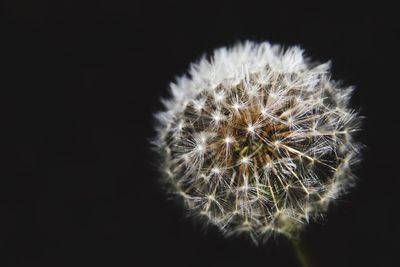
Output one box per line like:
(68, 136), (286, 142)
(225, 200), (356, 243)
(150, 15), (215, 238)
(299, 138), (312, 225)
(152, 41), (362, 249)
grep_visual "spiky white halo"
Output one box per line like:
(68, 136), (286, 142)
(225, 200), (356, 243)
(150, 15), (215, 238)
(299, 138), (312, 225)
(153, 41), (361, 244)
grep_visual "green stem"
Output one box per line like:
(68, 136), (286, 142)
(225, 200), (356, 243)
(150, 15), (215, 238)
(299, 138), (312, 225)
(287, 235), (313, 267)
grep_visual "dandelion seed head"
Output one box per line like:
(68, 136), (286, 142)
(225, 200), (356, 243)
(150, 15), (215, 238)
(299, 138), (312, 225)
(153, 41), (362, 244)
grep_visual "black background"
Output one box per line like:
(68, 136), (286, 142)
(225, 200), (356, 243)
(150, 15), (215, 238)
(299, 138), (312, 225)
(2, 1), (399, 266)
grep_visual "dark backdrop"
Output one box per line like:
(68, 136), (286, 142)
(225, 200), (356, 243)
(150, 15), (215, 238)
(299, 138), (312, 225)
(2, 1), (399, 266)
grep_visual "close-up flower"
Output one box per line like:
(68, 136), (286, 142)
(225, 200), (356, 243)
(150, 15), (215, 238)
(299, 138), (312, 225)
(153, 41), (361, 244)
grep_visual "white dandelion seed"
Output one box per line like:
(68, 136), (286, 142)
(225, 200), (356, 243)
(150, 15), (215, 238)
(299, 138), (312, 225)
(153, 41), (362, 244)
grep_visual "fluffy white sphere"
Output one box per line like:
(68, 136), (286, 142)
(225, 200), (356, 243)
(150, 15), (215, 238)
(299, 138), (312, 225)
(153, 41), (361, 243)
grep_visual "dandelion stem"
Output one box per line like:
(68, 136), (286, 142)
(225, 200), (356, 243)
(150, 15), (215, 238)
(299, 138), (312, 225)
(288, 235), (313, 267)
